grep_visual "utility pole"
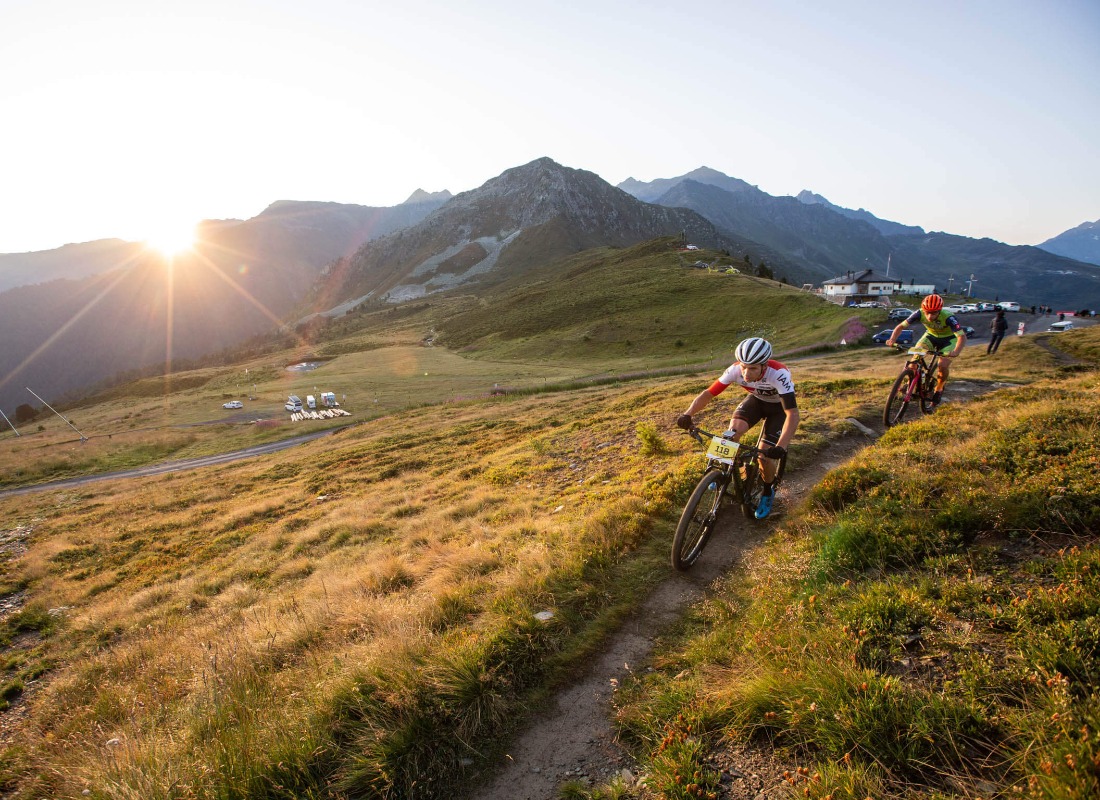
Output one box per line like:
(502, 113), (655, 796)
(26, 387), (87, 442)
(0, 407), (19, 436)
(947, 275), (955, 294)
(966, 274), (977, 298)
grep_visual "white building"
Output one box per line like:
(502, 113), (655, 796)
(822, 270), (903, 305)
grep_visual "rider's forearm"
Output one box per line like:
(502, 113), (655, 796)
(684, 390), (713, 417)
(777, 409), (800, 450)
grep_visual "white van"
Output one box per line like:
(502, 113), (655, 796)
(306, 394), (317, 409)
(1047, 321), (1074, 333)
(285, 395), (303, 412)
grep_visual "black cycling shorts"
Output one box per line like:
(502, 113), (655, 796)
(733, 395), (787, 447)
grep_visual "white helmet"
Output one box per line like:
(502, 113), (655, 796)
(735, 337), (772, 365)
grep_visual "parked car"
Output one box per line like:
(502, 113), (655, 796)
(872, 329), (914, 345)
(855, 301), (881, 308)
(285, 395), (303, 412)
(958, 303), (979, 313)
(977, 302), (996, 312)
(223, 400), (243, 409)
(995, 301), (1021, 312)
(943, 304), (966, 316)
(888, 307), (914, 321)
(1047, 321), (1074, 333)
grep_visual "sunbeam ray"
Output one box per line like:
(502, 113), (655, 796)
(0, 250), (147, 397)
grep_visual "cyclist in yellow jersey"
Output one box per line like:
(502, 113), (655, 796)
(886, 293), (966, 404)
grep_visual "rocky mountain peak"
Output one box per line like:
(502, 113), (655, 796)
(403, 188), (453, 205)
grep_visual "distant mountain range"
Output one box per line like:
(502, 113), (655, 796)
(1, 158), (1097, 414)
(616, 168), (1100, 306)
(0, 193), (449, 411)
(1037, 219), (1100, 266)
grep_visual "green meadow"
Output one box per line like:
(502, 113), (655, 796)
(1, 238), (1097, 799)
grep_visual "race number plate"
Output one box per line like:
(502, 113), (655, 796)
(706, 436), (740, 464)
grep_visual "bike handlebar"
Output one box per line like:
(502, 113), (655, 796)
(684, 426), (767, 456)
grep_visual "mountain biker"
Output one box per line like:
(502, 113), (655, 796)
(675, 337), (800, 519)
(885, 293), (966, 404)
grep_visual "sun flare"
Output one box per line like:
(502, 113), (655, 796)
(143, 222), (197, 257)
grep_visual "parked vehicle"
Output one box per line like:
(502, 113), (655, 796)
(888, 308), (914, 321)
(223, 400), (243, 409)
(977, 302), (997, 312)
(1047, 321), (1075, 332)
(285, 395), (303, 412)
(958, 303), (979, 313)
(320, 391), (338, 407)
(872, 329), (914, 345)
(943, 305), (966, 315)
(306, 395), (317, 409)
(996, 301), (1021, 312)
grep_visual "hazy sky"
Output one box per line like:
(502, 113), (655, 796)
(2, 0), (1097, 253)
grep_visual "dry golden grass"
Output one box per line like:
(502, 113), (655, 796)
(0, 324), (1076, 798)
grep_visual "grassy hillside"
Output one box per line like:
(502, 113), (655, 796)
(603, 328), (1100, 800)
(0, 323), (1094, 798)
(0, 238), (883, 491)
(429, 238), (872, 364)
(1, 237), (1095, 798)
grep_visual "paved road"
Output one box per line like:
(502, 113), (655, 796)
(0, 427), (346, 499)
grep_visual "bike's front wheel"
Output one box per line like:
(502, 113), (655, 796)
(884, 368), (919, 428)
(919, 364), (939, 414)
(672, 468), (727, 570)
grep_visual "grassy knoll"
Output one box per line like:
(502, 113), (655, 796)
(603, 327), (1100, 800)
(427, 239), (873, 365)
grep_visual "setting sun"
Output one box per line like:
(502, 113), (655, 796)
(143, 222), (197, 257)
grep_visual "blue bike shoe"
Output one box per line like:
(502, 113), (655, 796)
(755, 486), (775, 519)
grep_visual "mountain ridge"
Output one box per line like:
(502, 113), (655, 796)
(1037, 218), (1100, 266)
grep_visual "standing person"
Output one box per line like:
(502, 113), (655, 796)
(675, 337), (799, 519)
(988, 309), (1008, 354)
(886, 294), (966, 404)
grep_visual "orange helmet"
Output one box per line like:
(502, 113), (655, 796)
(921, 294), (944, 313)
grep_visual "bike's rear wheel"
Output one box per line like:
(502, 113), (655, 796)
(672, 468), (727, 570)
(740, 452), (787, 519)
(884, 368), (919, 428)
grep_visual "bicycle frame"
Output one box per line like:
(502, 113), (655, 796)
(688, 426), (782, 517)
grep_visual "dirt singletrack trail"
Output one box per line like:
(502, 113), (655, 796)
(466, 375), (1024, 800)
(466, 427), (875, 800)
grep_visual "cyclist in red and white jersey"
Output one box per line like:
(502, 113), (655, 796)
(675, 337), (800, 518)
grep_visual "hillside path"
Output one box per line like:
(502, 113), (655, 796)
(466, 374), (1025, 800)
(465, 430), (872, 800)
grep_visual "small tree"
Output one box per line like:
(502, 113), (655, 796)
(14, 404), (37, 424)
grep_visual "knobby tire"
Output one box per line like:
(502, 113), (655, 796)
(740, 452), (787, 519)
(884, 368), (919, 428)
(672, 468), (726, 570)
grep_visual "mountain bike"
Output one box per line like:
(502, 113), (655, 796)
(883, 346), (943, 428)
(671, 426), (787, 571)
